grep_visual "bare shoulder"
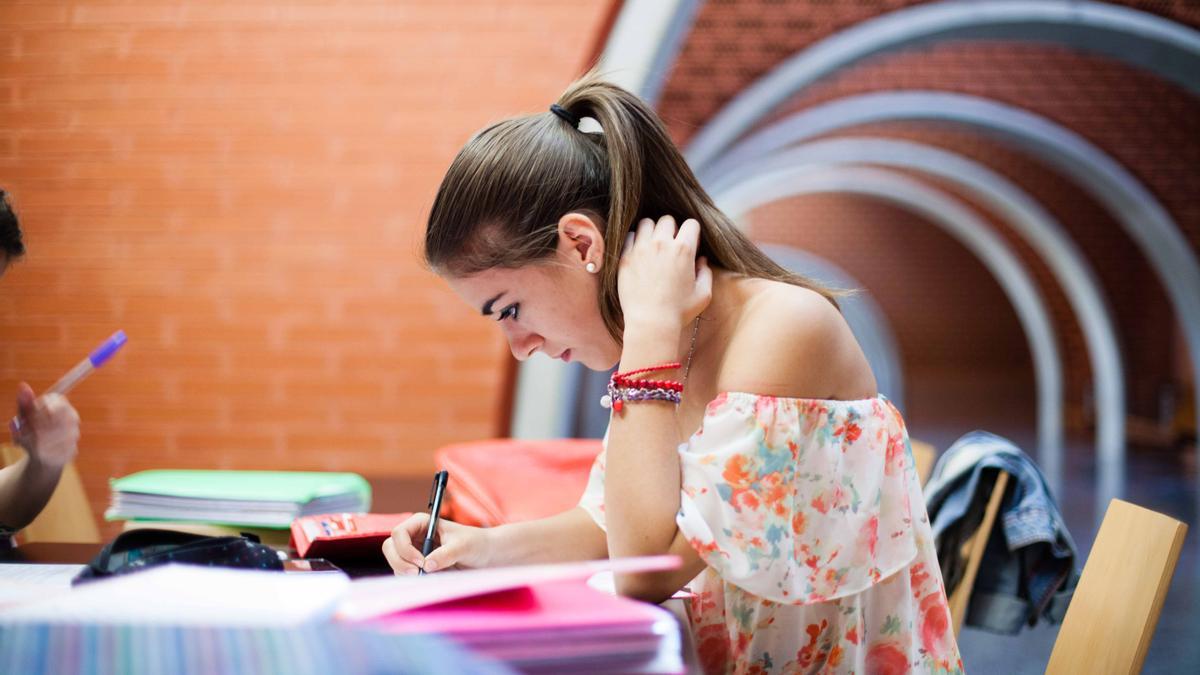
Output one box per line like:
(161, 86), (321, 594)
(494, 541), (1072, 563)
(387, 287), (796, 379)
(716, 280), (877, 400)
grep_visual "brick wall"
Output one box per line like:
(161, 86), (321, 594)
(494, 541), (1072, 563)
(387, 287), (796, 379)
(657, 2), (1199, 445)
(660, 0), (1200, 147)
(761, 42), (1197, 426)
(746, 195), (1038, 439)
(0, 1), (612, 536)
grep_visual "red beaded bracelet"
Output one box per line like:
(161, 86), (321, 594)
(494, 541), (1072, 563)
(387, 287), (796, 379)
(611, 376), (684, 391)
(614, 362), (681, 380)
(603, 361), (686, 413)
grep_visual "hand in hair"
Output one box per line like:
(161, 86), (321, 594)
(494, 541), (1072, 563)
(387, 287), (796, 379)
(617, 215), (712, 334)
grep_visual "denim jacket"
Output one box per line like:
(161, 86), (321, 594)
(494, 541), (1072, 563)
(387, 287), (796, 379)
(924, 431), (1078, 634)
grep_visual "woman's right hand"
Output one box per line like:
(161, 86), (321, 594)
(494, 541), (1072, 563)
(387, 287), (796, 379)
(381, 512), (492, 575)
(10, 382), (81, 470)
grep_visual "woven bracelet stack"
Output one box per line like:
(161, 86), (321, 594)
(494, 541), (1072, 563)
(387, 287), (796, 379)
(600, 362), (684, 414)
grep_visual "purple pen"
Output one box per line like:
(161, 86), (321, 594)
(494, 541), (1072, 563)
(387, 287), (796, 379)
(10, 330), (127, 434)
(47, 330), (128, 396)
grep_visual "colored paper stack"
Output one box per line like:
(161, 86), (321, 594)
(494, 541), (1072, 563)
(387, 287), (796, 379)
(341, 556), (686, 674)
(365, 581), (684, 673)
(106, 470), (371, 528)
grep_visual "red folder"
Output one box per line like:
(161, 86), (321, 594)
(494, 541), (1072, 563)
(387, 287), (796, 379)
(289, 512), (411, 560)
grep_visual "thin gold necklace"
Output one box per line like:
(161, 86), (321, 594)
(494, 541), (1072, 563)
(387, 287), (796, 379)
(682, 315), (700, 390)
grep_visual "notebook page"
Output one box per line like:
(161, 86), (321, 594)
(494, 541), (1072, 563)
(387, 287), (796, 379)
(2, 564), (349, 627)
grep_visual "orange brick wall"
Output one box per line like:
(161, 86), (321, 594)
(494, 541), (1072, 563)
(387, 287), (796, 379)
(657, 1), (1199, 447)
(762, 41), (1198, 426)
(746, 195), (1039, 437)
(0, 1), (612, 536)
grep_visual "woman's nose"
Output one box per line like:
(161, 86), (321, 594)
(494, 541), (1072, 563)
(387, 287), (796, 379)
(504, 326), (543, 361)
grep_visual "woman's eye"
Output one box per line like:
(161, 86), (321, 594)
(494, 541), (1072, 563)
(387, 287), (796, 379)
(498, 304), (519, 322)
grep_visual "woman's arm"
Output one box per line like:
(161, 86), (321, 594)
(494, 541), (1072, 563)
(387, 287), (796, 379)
(603, 216), (874, 601)
(605, 216), (712, 599)
(0, 456), (65, 531)
(485, 506), (609, 566)
(382, 505), (607, 574)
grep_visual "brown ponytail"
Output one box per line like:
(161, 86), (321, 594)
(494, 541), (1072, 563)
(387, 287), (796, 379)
(425, 70), (841, 343)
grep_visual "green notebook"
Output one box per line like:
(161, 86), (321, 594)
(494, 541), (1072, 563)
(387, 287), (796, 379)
(106, 470), (372, 529)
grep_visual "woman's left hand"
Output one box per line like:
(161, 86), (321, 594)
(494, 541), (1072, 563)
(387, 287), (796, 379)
(617, 216), (712, 333)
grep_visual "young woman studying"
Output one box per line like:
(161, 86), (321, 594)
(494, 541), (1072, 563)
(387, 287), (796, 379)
(383, 73), (963, 674)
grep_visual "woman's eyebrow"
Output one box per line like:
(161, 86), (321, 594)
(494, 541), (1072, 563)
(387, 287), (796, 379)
(481, 292), (505, 316)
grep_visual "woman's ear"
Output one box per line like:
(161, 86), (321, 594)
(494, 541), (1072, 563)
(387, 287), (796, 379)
(557, 213), (606, 272)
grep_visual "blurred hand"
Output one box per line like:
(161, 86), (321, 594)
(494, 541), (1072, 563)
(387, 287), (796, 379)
(9, 382), (80, 469)
(381, 512), (492, 575)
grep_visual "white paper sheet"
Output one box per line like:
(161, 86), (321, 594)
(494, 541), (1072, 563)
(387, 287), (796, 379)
(2, 564), (349, 626)
(0, 563), (86, 607)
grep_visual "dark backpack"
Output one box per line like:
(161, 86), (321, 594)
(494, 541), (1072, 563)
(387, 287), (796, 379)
(73, 528), (283, 585)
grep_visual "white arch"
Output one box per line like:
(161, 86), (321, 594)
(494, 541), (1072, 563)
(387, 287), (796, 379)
(595, 0), (702, 102)
(676, 0), (1200, 506)
(719, 165), (1065, 473)
(687, 0), (1200, 167)
(513, 0), (703, 440)
(711, 137), (1126, 497)
(698, 92), (1200, 507)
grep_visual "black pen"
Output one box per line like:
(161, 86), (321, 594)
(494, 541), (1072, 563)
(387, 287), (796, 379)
(419, 470), (449, 576)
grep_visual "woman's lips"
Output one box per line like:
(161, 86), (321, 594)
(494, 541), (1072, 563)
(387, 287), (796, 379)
(560, 349), (571, 362)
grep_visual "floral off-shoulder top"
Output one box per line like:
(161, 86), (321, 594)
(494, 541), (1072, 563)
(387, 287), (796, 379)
(579, 393), (964, 675)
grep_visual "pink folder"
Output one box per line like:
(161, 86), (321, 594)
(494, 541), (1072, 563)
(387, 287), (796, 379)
(367, 581), (682, 672)
(336, 554), (680, 621)
(369, 580), (667, 637)
(339, 556), (686, 673)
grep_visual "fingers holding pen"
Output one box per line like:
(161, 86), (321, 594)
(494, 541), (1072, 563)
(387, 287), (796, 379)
(383, 512), (431, 575)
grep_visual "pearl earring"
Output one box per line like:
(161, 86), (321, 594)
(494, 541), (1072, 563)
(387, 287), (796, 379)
(585, 262), (597, 273)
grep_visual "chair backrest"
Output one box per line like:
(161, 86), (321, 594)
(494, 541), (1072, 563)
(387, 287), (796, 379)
(434, 439), (602, 527)
(0, 444), (101, 544)
(947, 469), (1010, 636)
(910, 439), (936, 486)
(1045, 499), (1187, 675)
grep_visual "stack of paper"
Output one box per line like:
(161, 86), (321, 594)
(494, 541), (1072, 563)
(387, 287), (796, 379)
(0, 623), (513, 675)
(106, 470), (371, 528)
(1, 565), (350, 626)
(1, 556), (687, 673)
(342, 557), (686, 674)
(0, 564), (85, 608)
(368, 582), (683, 673)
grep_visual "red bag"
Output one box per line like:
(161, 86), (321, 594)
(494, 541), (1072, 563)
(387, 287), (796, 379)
(434, 439), (602, 527)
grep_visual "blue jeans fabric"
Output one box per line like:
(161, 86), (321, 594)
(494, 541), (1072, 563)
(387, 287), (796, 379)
(924, 431), (1078, 634)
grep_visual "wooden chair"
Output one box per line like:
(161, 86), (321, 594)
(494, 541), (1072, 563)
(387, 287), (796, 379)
(911, 439), (937, 486)
(947, 469), (1010, 636)
(1046, 499), (1187, 674)
(0, 444), (101, 544)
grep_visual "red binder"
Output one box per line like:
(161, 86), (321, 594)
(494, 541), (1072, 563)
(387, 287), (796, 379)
(289, 512), (411, 560)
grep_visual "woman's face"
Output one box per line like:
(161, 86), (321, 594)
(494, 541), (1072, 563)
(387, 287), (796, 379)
(443, 219), (621, 370)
